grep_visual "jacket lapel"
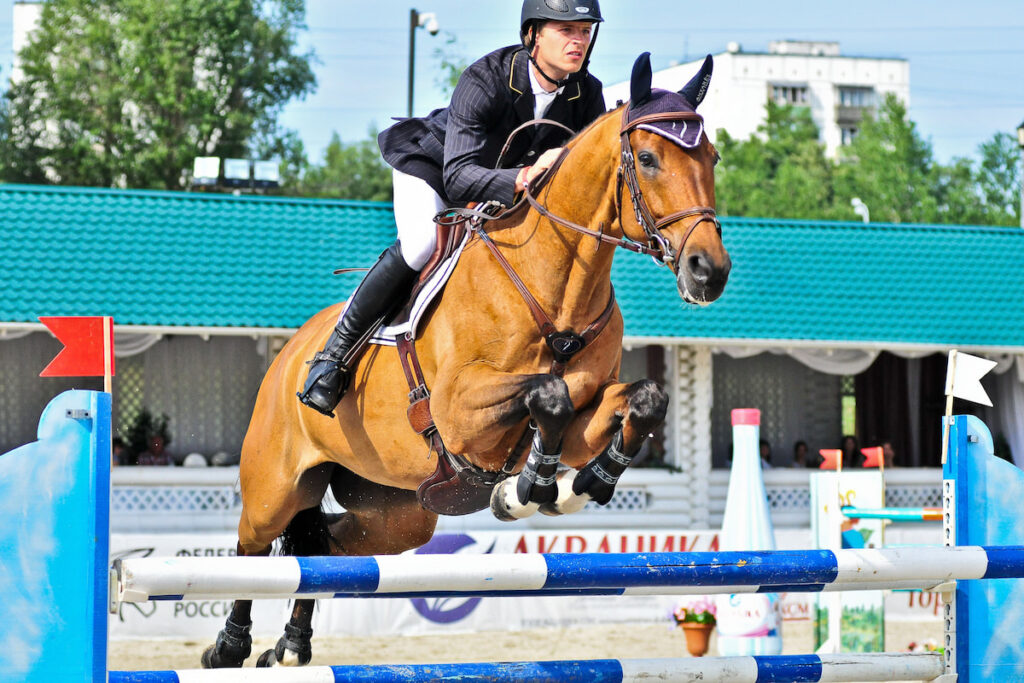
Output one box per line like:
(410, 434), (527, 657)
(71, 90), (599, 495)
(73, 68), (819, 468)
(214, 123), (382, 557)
(509, 51), (535, 124)
(534, 81), (582, 149)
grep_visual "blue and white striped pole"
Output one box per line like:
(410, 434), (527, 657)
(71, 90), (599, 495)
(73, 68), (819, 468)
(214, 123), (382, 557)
(108, 653), (944, 683)
(112, 545), (1024, 603)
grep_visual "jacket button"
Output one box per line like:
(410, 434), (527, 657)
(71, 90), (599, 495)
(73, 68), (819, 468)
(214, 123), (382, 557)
(527, 150), (536, 157)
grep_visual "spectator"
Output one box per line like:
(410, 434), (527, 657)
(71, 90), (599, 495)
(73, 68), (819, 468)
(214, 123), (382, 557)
(137, 434), (173, 467)
(792, 440), (809, 468)
(841, 435), (861, 468)
(111, 436), (131, 467)
(759, 438), (773, 469)
(881, 440), (897, 467)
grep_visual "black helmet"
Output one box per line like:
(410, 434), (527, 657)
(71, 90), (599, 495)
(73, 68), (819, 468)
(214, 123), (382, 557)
(520, 0), (603, 87)
(520, 0), (603, 36)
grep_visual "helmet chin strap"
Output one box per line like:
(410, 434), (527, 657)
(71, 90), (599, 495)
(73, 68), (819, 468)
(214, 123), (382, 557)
(523, 23), (600, 89)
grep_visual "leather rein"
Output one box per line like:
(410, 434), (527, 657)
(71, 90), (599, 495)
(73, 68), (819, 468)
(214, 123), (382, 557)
(443, 105), (723, 375)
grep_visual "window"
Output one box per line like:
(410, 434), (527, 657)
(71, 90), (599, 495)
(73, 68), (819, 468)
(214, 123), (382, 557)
(770, 84), (808, 106)
(841, 126), (858, 145)
(838, 86), (874, 108)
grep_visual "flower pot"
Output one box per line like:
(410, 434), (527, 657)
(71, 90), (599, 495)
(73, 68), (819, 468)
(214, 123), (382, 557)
(681, 621), (715, 657)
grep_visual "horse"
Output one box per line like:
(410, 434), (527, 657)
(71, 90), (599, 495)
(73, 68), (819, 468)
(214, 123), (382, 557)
(203, 52), (731, 668)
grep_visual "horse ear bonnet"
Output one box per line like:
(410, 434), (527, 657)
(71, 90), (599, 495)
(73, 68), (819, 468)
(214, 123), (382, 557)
(680, 54), (713, 109)
(625, 52), (710, 150)
(629, 52), (653, 109)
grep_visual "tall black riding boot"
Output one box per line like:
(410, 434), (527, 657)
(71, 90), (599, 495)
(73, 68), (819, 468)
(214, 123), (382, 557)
(297, 242), (418, 417)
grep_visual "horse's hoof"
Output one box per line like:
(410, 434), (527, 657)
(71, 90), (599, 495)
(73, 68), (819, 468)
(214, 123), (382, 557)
(572, 467), (615, 505)
(201, 643), (245, 669)
(490, 478), (539, 522)
(540, 470), (589, 516)
(256, 648), (277, 667)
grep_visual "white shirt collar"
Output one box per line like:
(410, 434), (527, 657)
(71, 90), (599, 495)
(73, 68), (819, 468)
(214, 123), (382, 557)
(528, 63), (564, 98)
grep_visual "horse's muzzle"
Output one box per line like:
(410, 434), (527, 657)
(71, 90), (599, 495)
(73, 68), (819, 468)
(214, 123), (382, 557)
(677, 250), (731, 305)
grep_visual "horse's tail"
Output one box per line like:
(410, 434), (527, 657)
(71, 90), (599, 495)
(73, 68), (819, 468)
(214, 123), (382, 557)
(279, 505), (333, 557)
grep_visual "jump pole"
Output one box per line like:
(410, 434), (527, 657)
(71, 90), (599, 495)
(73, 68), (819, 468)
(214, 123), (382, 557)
(3, 391), (1024, 682)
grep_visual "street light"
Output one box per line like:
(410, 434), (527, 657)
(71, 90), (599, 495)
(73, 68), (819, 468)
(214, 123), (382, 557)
(1016, 119), (1024, 229)
(851, 197), (870, 224)
(408, 9), (440, 118)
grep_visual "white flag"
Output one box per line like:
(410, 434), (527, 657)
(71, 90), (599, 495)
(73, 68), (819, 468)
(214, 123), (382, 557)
(945, 350), (997, 407)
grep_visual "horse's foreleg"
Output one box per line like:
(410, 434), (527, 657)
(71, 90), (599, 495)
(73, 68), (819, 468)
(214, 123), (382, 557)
(551, 379), (669, 513)
(486, 374), (575, 521)
(201, 542), (270, 668)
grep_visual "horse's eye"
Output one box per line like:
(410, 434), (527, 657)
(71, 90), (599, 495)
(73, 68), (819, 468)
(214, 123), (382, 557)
(638, 151), (657, 168)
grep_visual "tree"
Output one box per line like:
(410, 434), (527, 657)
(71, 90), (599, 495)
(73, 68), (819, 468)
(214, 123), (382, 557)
(290, 131), (392, 202)
(0, 0), (316, 189)
(433, 33), (469, 99)
(715, 101), (838, 219)
(834, 94), (938, 223)
(974, 132), (1021, 226)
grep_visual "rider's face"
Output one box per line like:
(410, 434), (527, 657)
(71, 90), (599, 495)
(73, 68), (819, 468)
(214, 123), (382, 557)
(531, 20), (593, 82)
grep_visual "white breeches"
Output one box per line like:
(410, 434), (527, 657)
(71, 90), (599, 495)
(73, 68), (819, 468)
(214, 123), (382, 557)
(393, 169), (448, 270)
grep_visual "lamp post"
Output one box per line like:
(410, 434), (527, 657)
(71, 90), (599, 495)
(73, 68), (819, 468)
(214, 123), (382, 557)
(408, 9), (439, 118)
(1017, 120), (1024, 229)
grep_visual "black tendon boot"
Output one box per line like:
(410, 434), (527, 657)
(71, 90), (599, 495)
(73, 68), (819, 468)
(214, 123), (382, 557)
(297, 242), (418, 417)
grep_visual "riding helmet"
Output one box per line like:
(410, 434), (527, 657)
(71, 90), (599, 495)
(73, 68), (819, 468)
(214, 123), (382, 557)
(520, 0), (604, 37)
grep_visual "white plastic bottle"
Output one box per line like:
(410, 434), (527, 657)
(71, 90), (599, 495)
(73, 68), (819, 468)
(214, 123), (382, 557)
(714, 408), (784, 656)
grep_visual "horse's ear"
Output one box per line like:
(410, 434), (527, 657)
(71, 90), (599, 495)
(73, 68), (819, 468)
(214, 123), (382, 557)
(680, 54), (713, 109)
(629, 52), (653, 109)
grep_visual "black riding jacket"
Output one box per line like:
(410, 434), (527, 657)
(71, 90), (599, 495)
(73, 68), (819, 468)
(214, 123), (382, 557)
(378, 45), (605, 207)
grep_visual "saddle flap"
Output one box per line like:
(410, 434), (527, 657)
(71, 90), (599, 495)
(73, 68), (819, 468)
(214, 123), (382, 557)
(416, 445), (495, 516)
(390, 216), (466, 328)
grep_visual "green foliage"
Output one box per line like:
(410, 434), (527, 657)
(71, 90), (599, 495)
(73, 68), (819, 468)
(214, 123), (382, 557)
(716, 101), (839, 220)
(715, 93), (1021, 227)
(0, 0), (316, 190)
(289, 131), (392, 201)
(433, 33), (469, 99)
(122, 408), (171, 461)
(834, 95), (938, 223)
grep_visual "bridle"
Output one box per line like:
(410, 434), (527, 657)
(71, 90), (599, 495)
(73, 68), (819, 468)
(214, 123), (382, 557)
(512, 105), (721, 273)
(614, 106), (721, 271)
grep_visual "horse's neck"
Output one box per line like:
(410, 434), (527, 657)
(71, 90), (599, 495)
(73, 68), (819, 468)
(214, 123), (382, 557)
(501, 118), (622, 327)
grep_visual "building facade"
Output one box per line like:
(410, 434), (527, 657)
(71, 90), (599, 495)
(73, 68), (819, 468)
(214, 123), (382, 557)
(604, 40), (910, 159)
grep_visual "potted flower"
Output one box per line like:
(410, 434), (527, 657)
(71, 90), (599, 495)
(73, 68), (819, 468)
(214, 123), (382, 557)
(673, 597), (717, 657)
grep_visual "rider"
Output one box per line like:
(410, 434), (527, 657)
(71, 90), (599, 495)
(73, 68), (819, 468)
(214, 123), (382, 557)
(298, 0), (606, 417)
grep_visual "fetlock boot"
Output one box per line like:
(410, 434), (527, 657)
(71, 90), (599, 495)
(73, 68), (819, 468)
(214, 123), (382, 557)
(297, 242), (418, 417)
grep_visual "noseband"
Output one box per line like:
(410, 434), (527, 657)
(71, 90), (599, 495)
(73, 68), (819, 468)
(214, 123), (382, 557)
(615, 107), (721, 270)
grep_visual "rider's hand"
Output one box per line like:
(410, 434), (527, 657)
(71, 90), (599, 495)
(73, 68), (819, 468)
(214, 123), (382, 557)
(515, 147), (565, 192)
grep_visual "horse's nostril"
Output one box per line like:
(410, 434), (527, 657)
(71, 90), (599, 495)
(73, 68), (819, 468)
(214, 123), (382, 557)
(688, 254), (711, 284)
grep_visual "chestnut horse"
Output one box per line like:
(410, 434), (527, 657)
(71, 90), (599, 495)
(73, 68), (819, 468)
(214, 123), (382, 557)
(203, 53), (731, 668)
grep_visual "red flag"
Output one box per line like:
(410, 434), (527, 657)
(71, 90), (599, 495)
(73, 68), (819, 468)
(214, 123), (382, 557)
(39, 316), (115, 377)
(818, 449), (842, 470)
(860, 446), (883, 468)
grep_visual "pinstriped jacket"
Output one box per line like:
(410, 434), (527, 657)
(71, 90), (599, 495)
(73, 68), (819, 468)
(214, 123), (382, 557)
(377, 45), (605, 208)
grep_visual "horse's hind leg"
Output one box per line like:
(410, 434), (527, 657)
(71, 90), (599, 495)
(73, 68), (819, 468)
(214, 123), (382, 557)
(200, 542), (270, 668)
(257, 467), (438, 667)
(203, 462), (334, 669)
(255, 507), (330, 668)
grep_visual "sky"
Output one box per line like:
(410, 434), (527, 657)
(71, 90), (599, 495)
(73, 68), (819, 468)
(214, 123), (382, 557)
(0, 0), (1022, 165)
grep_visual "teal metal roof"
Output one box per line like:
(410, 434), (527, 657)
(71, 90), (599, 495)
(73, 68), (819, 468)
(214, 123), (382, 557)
(3, 184), (1024, 350)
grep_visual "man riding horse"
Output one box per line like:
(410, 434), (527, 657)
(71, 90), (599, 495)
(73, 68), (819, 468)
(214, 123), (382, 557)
(298, 0), (607, 417)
